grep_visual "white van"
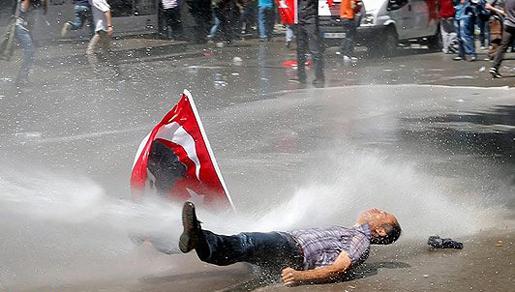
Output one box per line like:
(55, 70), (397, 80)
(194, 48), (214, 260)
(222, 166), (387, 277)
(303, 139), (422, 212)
(319, 0), (441, 56)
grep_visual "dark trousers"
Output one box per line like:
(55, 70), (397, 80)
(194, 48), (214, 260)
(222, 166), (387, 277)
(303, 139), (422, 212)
(492, 25), (515, 71)
(160, 7), (184, 40)
(214, 5), (236, 42)
(196, 230), (304, 271)
(341, 19), (356, 56)
(186, 0), (212, 43)
(296, 22), (324, 81)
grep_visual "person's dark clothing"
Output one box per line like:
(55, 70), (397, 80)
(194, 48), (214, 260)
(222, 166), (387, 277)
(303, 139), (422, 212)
(492, 24), (515, 70)
(296, 23), (324, 81)
(74, 0), (90, 6)
(341, 18), (356, 56)
(186, 0), (212, 43)
(298, 0), (318, 23)
(214, 0), (238, 42)
(195, 230), (304, 271)
(160, 7), (184, 40)
(295, 0), (324, 81)
(504, 0), (515, 27)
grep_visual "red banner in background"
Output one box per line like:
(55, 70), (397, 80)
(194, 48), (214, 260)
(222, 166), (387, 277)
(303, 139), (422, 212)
(276, 0), (297, 24)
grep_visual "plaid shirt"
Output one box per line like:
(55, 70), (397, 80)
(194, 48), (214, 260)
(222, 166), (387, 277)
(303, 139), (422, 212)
(288, 224), (372, 270)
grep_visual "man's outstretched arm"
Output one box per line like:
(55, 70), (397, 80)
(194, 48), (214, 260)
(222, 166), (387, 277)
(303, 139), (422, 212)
(281, 251), (352, 286)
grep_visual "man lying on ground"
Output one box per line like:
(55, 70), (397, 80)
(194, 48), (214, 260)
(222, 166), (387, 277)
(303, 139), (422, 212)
(178, 202), (401, 286)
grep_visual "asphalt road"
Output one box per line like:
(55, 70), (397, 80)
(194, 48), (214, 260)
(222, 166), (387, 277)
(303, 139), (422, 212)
(0, 38), (514, 291)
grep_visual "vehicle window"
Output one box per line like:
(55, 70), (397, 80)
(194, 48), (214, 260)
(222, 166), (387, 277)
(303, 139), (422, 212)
(387, 0), (409, 11)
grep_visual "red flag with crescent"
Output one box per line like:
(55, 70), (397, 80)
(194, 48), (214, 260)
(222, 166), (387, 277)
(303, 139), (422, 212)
(130, 90), (234, 210)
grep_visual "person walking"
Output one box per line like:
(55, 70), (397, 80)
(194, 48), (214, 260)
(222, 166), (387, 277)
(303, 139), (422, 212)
(86, 0), (120, 77)
(489, 0), (515, 77)
(12, 0), (47, 87)
(60, 0), (93, 38)
(439, 0), (457, 54)
(158, 0), (184, 40)
(291, 0), (326, 85)
(179, 202), (401, 286)
(486, 0), (506, 60)
(257, 0), (274, 41)
(340, 0), (363, 62)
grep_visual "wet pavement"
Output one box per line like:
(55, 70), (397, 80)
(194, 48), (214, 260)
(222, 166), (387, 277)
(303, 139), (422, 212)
(0, 38), (514, 291)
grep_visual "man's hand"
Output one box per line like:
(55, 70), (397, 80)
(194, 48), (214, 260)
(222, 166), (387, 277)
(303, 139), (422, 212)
(281, 267), (302, 286)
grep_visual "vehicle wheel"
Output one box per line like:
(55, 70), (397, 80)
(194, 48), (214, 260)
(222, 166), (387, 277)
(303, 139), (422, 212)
(383, 28), (398, 57)
(369, 27), (398, 58)
(427, 32), (443, 51)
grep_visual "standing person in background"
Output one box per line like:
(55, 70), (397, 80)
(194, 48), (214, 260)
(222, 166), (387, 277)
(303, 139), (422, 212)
(61, 0), (93, 38)
(213, 0), (236, 46)
(439, 0), (457, 54)
(159, 0), (184, 40)
(489, 0), (515, 78)
(240, 0), (257, 35)
(258, 0), (275, 41)
(285, 25), (295, 48)
(477, 0), (490, 49)
(186, 0), (213, 44)
(290, 0), (325, 85)
(454, 0), (478, 61)
(86, 0), (120, 77)
(14, 0), (48, 88)
(339, 0), (363, 62)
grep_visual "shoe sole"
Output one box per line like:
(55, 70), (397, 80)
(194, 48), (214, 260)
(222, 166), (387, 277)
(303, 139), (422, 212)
(179, 202), (196, 253)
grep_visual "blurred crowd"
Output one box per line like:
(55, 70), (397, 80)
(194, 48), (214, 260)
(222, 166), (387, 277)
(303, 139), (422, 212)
(2, 0), (515, 88)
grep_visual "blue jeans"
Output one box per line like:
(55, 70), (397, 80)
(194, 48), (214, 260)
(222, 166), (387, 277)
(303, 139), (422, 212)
(69, 5), (92, 31)
(456, 18), (476, 57)
(14, 24), (34, 82)
(196, 230), (304, 271)
(209, 12), (220, 38)
(258, 6), (274, 39)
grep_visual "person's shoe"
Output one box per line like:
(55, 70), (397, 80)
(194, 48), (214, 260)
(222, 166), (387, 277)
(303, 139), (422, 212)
(468, 56), (477, 62)
(489, 67), (502, 78)
(179, 201), (202, 253)
(288, 78), (306, 84)
(427, 235), (464, 249)
(480, 46), (486, 50)
(61, 22), (71, 38)
(453, 56), (463, 61)
(286, 41), (292, 48)
(312, 78), (325, 86)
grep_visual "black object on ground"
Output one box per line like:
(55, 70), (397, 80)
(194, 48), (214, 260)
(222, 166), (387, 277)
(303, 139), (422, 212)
(427, 235), (464, 249)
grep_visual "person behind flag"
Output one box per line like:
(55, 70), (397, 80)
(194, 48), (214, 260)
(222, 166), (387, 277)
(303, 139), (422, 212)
(179, 202), (401, 286)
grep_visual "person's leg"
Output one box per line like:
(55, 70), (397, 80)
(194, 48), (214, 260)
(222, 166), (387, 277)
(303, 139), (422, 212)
(456, 19), (466, 58)
(341, 19), (355, 56)
(196, 230), (303, 270)
(440, 18), (451, 53)
(258, 6), (266, 39)
(86, 32), (101, 71)
(492, 26), (515, 71)
(169, 6), (184, 40)
(14, 25), (34, 84)
(306, 21), (324, 81)
(266, 8), (275, 40)
(286, 25), (294, 43)
(478, 18), (486, 47)
(69, 5), (89, 30)
(462, 18), (476, 57)
(296, 25), (308, 82)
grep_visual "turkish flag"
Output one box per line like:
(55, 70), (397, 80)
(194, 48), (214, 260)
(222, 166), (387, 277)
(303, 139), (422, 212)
(130, 90), (234, 210)
(276, 0), (297, 24)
